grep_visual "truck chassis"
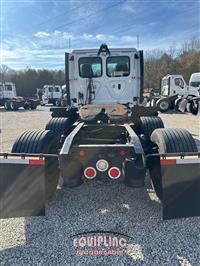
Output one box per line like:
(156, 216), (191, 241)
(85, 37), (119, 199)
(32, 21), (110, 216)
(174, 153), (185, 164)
(0, 104), (200, 220)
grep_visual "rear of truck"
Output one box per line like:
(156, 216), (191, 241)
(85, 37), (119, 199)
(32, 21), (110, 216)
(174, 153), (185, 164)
(59, 123), (146, 188)
(0, 44), (200, 221)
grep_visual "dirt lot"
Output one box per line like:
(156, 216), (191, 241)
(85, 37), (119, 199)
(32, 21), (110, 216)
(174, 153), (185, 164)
(0, 106), (200, 265)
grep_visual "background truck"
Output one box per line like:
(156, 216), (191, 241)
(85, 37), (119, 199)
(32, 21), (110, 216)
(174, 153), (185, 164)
(0, 82), (39, 111)
(149, 74), (200, 112)
(1, 44), (199, 221)
(37, 85), (63, 106)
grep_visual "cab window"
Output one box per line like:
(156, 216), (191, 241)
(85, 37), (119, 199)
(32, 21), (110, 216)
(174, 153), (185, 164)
(5, 84), (13, 91)
(48, 87), (53, 92)
(0, 84), (3, 91)
(175, 78), (184, 87)
(190, 81), (200, 87)
(162, 78), (169, 87)
(106, 56), (130, 77)
(55, 87), (60, 92)
(79, 57), (102, 78)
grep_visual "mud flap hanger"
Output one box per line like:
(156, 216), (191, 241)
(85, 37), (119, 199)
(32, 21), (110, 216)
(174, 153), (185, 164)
(0, 153), (58, 219)
(147, 152), (200, 220)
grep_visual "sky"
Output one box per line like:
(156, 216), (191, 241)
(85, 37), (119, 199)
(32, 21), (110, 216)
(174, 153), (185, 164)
(0, 0), (199, 70)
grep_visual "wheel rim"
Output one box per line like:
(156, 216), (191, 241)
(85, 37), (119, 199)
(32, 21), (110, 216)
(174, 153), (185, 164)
(10, 102), (14, 109)
(160, 101), (169, 111)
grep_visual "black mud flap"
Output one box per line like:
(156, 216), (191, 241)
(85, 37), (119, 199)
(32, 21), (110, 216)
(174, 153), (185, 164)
(160, 156), (200, 220)
(0, 157), (45, 219)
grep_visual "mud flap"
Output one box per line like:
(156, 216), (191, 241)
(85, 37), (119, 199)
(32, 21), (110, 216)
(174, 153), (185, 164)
(178, 98), (188, 112)
(160, 157), (200, 220)
(0, 158), (45, 219)
(198, 101), (200, 116)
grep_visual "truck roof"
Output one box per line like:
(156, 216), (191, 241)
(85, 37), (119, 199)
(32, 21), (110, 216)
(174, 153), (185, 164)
(162, 74), (183, 79)
(72, 47), (137, 54)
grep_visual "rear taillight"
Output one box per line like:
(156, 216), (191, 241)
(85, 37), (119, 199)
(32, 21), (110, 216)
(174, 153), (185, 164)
(119, 149), (126, 156)
(108, 167), (121, 179)
(79, 150), (85, 157)
(84, 167), (96, 179)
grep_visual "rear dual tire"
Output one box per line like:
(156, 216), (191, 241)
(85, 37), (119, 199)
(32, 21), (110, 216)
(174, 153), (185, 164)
(12, 130), (60, 199)
(149, 128), (198, 199)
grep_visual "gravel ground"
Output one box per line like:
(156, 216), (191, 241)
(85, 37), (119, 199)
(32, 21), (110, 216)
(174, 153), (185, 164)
(0, 106), (200, 265)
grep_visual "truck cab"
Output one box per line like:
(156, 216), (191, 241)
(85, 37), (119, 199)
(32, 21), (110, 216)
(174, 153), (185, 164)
(0, 82), (16, 106)
(189, 73), (200, 88)
(161, 74), (199, 97)
(67, 45), (143, 106)
(40, 85), (62, 106)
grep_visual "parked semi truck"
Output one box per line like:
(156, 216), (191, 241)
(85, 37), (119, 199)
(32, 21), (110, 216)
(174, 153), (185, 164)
(0, 82), (39, 111)
(149, 74), (200, 112)
(37, 85), (63, 106)
(178, 73), (200, 115)
(0, 44), (199, 221)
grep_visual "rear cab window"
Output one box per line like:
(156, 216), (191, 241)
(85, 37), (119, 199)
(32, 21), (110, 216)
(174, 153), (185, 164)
(79, 57), (102, 78)
(5, 84), (12, 91)
(55, 87), (60, 92)
(106, 56), (130, 77)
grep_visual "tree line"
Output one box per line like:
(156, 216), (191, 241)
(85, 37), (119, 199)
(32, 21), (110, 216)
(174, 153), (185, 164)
(0, 37), (199, 97)
(0, 67), (65, 97)
(144, 37), (200, 89)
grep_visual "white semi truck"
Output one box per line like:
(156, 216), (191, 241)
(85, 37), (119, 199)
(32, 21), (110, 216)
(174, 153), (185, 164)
(0, 82), (39, 111)
(0, 44), (199, 221)
(150, 74), (200, 113)
(37, 85), (63, 106)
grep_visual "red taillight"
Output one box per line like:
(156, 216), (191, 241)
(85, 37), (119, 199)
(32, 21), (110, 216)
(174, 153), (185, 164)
(79, 150), (85, 157)
(119, 149), (126, 156)
(108, 167), (121, 179)
(84, 167), (96, 179)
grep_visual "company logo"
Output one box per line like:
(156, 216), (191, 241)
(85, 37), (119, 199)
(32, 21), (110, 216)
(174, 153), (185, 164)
(72, 230), (130, 256)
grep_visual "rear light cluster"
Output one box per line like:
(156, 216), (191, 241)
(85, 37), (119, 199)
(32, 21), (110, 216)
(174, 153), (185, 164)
(108, 167), (121, 179)
(84, 167), (96, 179)
(79, 149), (126, 158)
(80, 149), (125, 180)
(84, 159), (121, 180)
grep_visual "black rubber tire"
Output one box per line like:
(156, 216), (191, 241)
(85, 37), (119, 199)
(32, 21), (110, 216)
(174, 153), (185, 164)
(45, 118), (73, 137)
(55, 99), (61, 107)
(12, 130), (60, 199)
(4, 101), (11, 110)
(149, 128), (198, 199)
(10, 101), (17, 111)
(139, 116), (164, 141)
(151, 128), (197, 153)
(174, 98), (182, 112)
(157, 99), (170, 112)
(188, 101), (198, 115)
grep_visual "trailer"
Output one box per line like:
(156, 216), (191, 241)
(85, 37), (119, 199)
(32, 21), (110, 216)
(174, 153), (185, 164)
(149, 74), (200, 112)
(0, 44), (200, 220)
(0, 82), (39, 111)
